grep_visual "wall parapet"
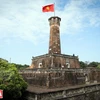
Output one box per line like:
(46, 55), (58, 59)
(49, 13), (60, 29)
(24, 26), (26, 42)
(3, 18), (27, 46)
(19, 68), (100, 88)
(25, 83), (100, 100)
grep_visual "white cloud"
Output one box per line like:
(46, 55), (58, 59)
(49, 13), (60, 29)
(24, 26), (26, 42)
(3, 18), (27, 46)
(59, 0), (100, 34)
(0, 0), (100, 45)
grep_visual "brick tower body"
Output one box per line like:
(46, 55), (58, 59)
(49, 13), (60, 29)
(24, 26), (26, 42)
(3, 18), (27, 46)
(48, 16), (61, 54)
(31, 16), (80, 69)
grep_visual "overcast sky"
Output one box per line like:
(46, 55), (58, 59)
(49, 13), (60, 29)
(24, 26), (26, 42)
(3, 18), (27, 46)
(0, 0), (100, 65)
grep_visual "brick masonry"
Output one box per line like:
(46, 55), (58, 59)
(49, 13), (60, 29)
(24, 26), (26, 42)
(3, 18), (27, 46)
(31, 53), (80, 69)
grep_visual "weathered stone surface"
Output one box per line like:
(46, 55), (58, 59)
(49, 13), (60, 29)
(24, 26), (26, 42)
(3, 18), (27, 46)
(31, 54), (80, 69)
(23, 83), (100, 100)
(20, 68), (100, 89)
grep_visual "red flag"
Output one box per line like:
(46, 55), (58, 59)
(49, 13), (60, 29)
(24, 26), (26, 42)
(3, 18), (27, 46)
(42, 4), (54, 12)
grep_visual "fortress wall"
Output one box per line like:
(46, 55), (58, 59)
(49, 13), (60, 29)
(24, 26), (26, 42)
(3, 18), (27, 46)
(20, 68), (100, 88)
(24, 83), (100, 100)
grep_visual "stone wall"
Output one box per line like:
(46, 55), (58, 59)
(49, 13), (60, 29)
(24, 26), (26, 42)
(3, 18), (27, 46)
(20, 68), (100, 88)
(20, 69), (83, 88)
(24, 83), (100, 100)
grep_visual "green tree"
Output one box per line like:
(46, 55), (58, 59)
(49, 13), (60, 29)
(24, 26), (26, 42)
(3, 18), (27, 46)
(79, 61), (87, 68)
(14, 63), (29, 70)
(0, 58), (27, 100)
(97, 64), (100, 68)
(88, 62), (98, 67)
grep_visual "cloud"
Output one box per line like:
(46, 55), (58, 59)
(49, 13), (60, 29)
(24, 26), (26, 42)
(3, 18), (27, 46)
(59, 0), (100, 34)
(0, 0), (100, 45)
(0, 0), (50, 44)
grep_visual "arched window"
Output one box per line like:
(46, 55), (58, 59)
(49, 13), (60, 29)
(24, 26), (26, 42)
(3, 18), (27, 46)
(38, 63), (42, 68)
(66, 63), (70, 68)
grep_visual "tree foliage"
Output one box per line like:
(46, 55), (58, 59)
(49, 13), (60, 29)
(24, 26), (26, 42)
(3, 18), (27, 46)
(79, 61), (100, 68)
(13, 63), (29, 70)
(79, 61), (87, 68)
(0, 58), (27, 100)
(88, 62), (98, 67)
(97, 64), (100, 68)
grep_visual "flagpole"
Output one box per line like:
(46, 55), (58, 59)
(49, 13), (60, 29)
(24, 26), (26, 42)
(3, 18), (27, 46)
(54, 3), (55, 16)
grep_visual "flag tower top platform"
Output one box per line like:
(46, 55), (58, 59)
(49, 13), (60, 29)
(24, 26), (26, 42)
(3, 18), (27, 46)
(48, 16), (61, 26)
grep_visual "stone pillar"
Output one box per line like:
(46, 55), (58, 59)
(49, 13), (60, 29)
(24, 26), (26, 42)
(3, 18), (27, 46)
(48, 16), (61, 54)
(46, 73), (50, 88)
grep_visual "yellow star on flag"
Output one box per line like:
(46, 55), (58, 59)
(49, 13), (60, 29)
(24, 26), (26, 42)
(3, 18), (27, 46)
(46, 7), (50, 10)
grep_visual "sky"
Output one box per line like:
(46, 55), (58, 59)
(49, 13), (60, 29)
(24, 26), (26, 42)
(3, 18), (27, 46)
(0, 0), (100, 65)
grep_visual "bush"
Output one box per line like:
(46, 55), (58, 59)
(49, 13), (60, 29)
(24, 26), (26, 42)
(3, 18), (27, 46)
(0, 59), (27, 100)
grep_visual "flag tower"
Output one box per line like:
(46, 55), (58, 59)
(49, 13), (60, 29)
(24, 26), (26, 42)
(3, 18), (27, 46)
(48, 16), (61, 54)
(30, 4), (80, 69)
